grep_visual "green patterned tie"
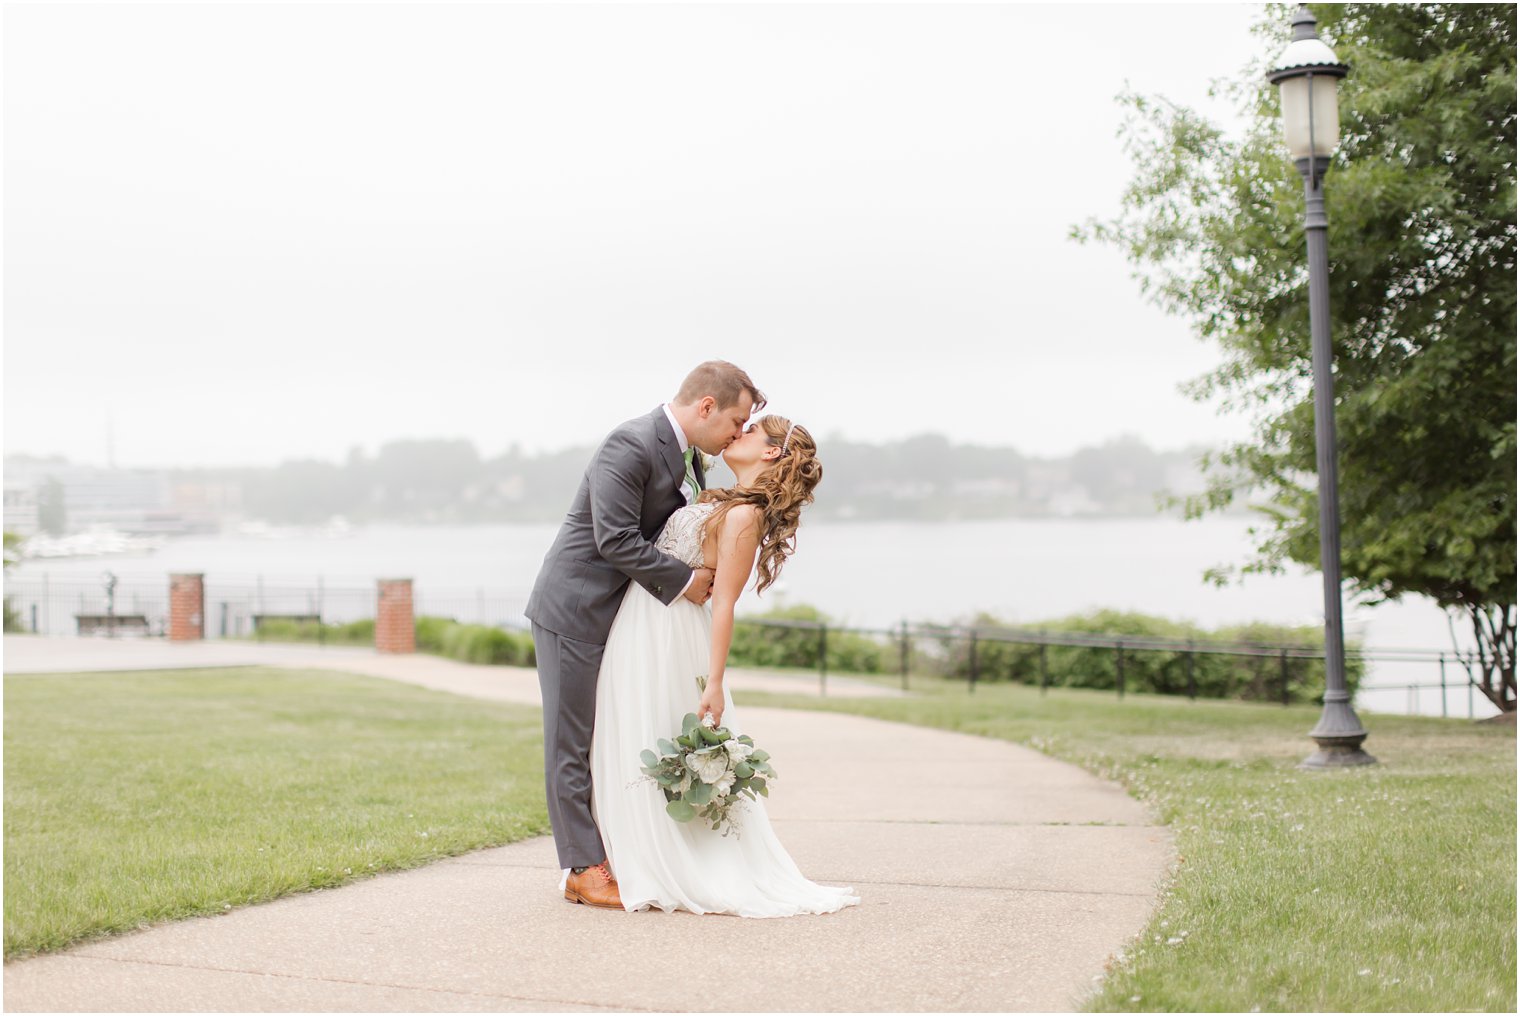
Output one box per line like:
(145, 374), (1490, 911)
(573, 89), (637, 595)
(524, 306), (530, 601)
(681, 448), (701, 503)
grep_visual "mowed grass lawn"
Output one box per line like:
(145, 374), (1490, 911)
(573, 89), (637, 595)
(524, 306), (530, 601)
(4, 667), (549, 959)
(735, 676), (1516, 1013)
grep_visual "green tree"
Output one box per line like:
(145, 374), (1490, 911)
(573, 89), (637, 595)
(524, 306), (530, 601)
(1069, 435), (1166, 509)
(1075, 3), (1516, 711)
(36, 477), (67, 536)
(3, 530), (23, 632)
(371, 439), (482, 518)
(241, 459), (354, 525)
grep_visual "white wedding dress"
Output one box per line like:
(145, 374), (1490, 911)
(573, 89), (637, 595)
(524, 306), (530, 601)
(568, 500), (861, 918)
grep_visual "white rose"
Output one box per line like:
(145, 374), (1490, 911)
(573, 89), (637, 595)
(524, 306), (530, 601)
(687, 748), (730, 785)
(723, 739), (753, 762)
(714, 774), (735, 798)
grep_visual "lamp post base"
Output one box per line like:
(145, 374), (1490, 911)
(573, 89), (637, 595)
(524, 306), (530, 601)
(1300, 734), (1378, 769)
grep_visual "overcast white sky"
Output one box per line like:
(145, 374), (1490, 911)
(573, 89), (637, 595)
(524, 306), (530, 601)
(4, 1), (1271, 469)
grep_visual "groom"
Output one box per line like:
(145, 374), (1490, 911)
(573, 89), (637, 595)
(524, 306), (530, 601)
(525, 361), (766, 908)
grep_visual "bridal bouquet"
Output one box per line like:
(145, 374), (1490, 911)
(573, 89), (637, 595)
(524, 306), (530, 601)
(637, 701), (777, 838)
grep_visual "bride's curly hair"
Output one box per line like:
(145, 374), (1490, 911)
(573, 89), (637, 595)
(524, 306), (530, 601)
(698, 415), (821, 594)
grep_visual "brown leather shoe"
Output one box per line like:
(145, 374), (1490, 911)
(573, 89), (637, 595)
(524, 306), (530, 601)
(564, 862), (623, 909)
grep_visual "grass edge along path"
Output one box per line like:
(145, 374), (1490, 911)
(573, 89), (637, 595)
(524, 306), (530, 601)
(733, 678), (1516, 1013)
(4, 666), (550, 961)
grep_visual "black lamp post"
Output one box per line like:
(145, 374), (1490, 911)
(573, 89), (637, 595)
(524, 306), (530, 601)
(1266, 5), (1376, 768)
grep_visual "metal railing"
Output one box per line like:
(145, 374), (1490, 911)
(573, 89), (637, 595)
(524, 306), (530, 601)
(1, 573), (533, 642)
(728, 615), (1498, 718)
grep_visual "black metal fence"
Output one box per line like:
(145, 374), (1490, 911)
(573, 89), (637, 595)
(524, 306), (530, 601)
(1, 571), (1494, 718)
(1, 573), (532, 641)
(728, 615), (1494, 719)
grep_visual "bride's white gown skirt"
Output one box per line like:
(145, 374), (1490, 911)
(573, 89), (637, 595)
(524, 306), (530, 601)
(581, 582), (860, 918)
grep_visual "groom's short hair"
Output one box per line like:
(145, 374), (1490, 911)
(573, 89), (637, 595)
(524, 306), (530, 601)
(675, 361), (766, 413)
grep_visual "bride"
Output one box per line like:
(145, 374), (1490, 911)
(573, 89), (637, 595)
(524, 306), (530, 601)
(571, 414), (860, 918)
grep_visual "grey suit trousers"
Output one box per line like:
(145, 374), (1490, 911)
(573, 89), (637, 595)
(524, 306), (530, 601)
(530, 621), (607, 869)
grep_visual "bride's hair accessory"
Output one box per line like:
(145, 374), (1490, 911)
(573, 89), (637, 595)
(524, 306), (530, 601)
(780, 422), (798, 455)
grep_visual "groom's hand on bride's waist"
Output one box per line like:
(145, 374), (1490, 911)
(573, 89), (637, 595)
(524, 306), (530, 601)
(682, 568), (715, 605)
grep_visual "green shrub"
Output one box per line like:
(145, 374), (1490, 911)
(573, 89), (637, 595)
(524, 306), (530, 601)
(1213, 619), (1366, 703)
(333, 618), (376, 644)
(729, 603), (893, 673)
(729, 603), (1365, 704)
(937, 609), (1362, 704)
(251, 617), (372, 645)
(432, 617), (536, 667)
(244, 614), (534, 666)
(414, 615), (456, 653)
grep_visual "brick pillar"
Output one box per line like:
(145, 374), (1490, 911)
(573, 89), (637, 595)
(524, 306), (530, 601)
(376, 578), (415, 654)
(169, 573), (204, 641)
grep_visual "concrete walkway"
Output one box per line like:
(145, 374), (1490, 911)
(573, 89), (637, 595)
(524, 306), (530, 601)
(3, 635), (1175, 1012)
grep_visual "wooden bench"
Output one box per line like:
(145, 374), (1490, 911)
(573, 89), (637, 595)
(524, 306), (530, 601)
(74, 614), (151, 636)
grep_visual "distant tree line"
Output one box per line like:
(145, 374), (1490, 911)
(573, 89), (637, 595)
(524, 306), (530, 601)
(192, 433), (1228, 526)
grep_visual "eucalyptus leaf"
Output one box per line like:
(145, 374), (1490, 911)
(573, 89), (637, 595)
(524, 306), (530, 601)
(639, 749), (658, 768)
(666, 799), (695, 822)
(734, 762), (754, 780)
(688, 781), (713, 806)
(682, 713), (700, 737)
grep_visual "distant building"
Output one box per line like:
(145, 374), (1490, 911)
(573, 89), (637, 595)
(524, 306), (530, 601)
(167, 478), (241, 533)
(950, 478), (1022, 499)
(2, 480), (40, 536)
(1, 458), (216, 536)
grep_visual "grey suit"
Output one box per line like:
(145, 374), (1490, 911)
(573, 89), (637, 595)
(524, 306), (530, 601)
(525, 405), (705, 869)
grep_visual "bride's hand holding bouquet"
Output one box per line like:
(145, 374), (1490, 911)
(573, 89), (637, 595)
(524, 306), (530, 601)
(696, 674), (725, 728)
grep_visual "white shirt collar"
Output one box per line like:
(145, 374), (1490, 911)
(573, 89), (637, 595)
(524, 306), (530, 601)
(661, 403), (690, 455)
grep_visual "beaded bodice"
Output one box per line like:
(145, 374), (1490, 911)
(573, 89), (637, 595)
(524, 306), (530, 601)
(654, 500), (718, 569)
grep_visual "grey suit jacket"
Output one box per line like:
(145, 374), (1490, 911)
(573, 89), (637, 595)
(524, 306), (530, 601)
(524, 406), (706, 645)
